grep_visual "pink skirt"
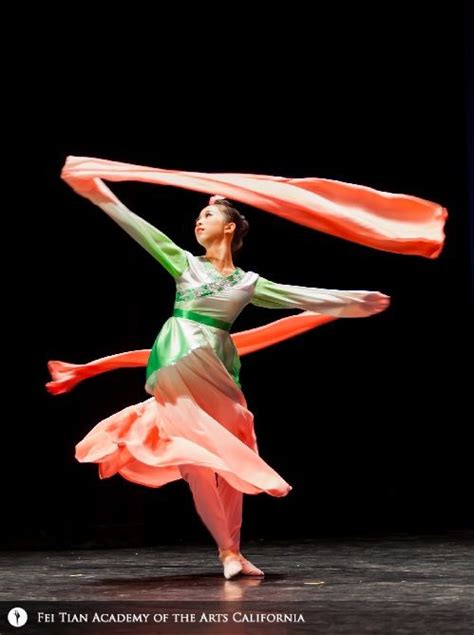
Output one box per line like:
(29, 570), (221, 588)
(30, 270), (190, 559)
(75, 345), (292, 497)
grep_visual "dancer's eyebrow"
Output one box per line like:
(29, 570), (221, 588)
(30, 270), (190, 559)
(195, 210), (213, 221)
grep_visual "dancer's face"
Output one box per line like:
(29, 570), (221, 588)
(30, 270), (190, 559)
(195, 205), (235, 247)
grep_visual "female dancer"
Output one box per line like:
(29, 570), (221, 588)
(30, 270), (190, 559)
(48, 156), (445, 579)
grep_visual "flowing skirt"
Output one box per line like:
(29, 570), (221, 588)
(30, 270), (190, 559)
(75, 345), (292, 497)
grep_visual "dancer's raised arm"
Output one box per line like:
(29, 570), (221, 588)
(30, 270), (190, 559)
(61, 156), (188, 279)
(91, 199), (188, 279)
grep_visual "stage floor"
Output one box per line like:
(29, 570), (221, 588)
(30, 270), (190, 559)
(1, 532), (473, 633)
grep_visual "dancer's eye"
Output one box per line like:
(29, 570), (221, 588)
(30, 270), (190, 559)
(195, 211), (211, 224)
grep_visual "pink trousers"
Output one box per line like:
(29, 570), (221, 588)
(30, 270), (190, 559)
(179, 464), (243, 553)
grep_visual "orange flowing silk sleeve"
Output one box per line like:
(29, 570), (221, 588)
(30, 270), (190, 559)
(46, 313), (335, 395)
(61, 155), (446, 258)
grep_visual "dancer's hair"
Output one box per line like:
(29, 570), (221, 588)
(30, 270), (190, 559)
(209, 196), (249, 254)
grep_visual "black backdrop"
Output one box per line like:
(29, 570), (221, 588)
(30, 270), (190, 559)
(5, 3), (472, 549)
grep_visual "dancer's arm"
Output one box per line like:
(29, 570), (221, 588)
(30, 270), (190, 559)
(61, 156), (189, 278)
(250, 276), (390, 318)
(94, 200), (189, 279)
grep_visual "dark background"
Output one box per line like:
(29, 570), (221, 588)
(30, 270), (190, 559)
(5, 3), (472, 549)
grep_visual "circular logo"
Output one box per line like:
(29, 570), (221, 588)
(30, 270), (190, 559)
(7, 607), (28, 627)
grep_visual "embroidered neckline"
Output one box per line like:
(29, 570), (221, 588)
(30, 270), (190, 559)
(200, 256), (242, 280)
(175, 257), (245, 303)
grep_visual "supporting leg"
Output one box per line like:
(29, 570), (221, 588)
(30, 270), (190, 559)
(178, 464), (236, 552)
(215, 473), (243, 554)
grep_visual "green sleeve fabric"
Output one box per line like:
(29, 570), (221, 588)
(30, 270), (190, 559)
(100, 200), (188, 279)
(251, 276), (389, 318)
